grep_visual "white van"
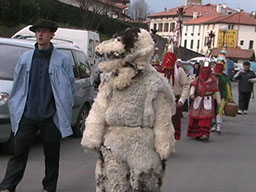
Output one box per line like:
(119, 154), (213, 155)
(12, 26), (101, 84)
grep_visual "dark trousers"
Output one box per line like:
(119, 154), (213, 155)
(0, 116), (61, 192)
(172, 106), (182, 140)
(238, 92), (251, 111)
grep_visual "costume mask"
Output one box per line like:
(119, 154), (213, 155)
(214, 62), (225, 74)
(162, 52), (177, 70)
(200, 61), (211, 81)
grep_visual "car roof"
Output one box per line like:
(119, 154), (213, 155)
(188, 57), (214, 61)
(181, 61), (193, 65)
(0, 37), (84, 52)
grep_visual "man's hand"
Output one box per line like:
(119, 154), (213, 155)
(177, 101), (184, 108)
(190, 95), (195, 100)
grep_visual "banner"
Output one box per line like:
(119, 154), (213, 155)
(218, 30), (238, 48)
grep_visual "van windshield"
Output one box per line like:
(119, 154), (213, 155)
(0, 44), (30, 80)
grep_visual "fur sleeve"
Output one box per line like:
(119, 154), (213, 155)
(81, 77), (110, 150)
(153, 92), (176, 160)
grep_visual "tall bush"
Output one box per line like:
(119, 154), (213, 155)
(0, 0), (39, 27)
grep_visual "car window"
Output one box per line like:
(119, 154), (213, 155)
(74, 51), (91, 79)
(88, 39), (94, 59)
(183, 64), (193, 71)
(182, 63), (194, 75)
(59, 49), (79, 78)
(0, 44), (30, 80)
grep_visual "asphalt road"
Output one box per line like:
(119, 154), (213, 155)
(1, 82), (256, 192)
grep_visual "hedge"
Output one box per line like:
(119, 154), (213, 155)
(36, 0), (148, 38)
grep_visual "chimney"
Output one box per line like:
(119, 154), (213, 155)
(193, 12), (198, 19)
(164, 7), (167, 12)
(251, 11), (256, 18)
(216, 4), (222, 14)
(187, 0), (202, 6)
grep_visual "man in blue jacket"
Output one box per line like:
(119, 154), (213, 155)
(0, 21), (75, 192)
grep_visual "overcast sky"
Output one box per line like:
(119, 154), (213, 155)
(131, 0), (255, 13)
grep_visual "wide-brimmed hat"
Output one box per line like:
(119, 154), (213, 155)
(29, 20), (58, 33)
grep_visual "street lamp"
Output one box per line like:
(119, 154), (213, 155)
(206, 30), (215, 56)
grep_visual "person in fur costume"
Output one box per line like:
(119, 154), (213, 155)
(81, 28), (176, 192)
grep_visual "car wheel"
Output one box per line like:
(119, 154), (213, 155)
(1, 132), (15, 155)
(73, 104), (90, 137)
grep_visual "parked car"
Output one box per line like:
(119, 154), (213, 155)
(188, 56), (215, 65)
(180, 61), (194, 76)
(0, 37), (94, 154)
(249, 61), (256, 72)
(233, 62), (243, 74)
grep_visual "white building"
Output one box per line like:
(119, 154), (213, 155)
(183, 11), (256, 62)
(148, 3), (236, 39)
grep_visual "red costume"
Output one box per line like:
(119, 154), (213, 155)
(162, 52), (177, 80)
(187, 62), (219, 140)
(162, 52), (190, 141)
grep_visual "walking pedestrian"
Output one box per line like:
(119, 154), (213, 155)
(0, 20), (75, 192)
(187, 61), (221, 141)
(162, 53), (190, 140)
(211, 58), (233, 134)
(234, 61), (256, 114)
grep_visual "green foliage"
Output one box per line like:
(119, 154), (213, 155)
(35, 0), (147, 38)
(0, 0), (39, 27)
(1, 0), (148, 38)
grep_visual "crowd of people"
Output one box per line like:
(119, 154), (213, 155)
(155, 42), (256, 141)
(0, 22), (255, 192)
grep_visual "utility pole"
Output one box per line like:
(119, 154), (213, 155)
(176, 7), (185, 48)
(175, 7), (185, 58)
(206, 30), (215, 57)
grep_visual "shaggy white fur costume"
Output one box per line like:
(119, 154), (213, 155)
(81, 28), (176, 192)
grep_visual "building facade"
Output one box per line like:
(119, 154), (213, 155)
(148, 4), (236, 39)
(182, 11), (256, 61)
(148, 3), (256, 63)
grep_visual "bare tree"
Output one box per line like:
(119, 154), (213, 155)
(75, 0), (117, 15)
(75, 0), (119, 30)
(128, 0), (150, 22)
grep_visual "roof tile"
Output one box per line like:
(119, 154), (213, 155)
(212, 48), (255, 59)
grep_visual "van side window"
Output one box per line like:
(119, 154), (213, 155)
(75, 51), (91, 79)
(59, 49), (78, 78)
(94, 40), (100, 59)
(88, 39), (94, 59)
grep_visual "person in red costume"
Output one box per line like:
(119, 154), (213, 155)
(187, 61), (221, 141)
(211, 58), (233, 134)
(162, 51), (190, 140)
(162, 51), (177, 79)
